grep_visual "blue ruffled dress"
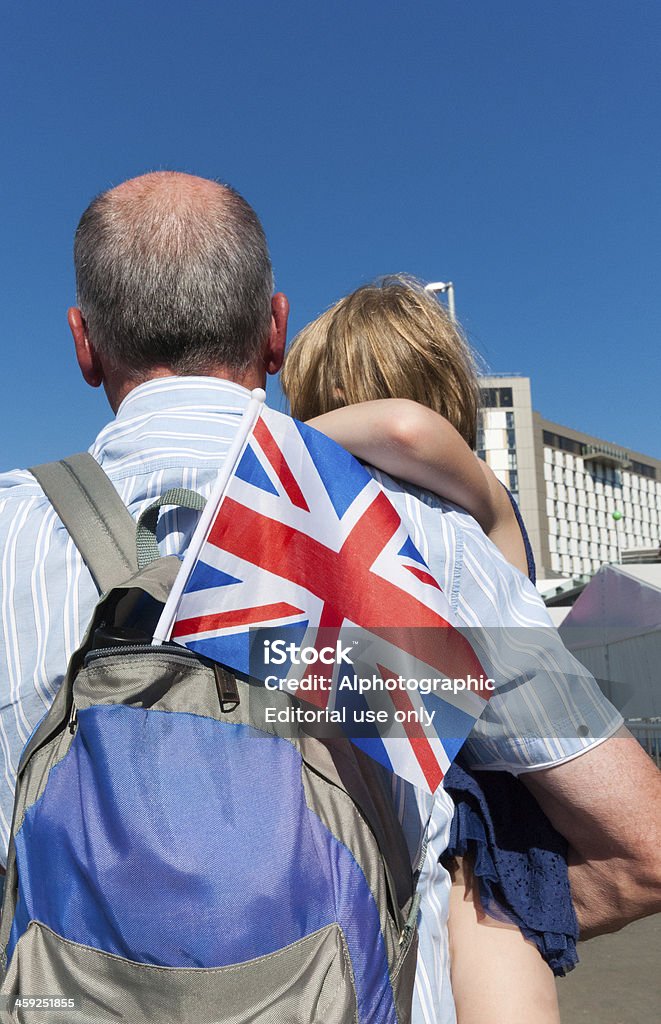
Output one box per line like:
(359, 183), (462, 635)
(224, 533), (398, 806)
(443, 490), (579, 976)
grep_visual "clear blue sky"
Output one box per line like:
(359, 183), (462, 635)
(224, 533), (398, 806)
(2, 0), (659, 470)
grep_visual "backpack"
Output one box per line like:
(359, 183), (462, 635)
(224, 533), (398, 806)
(0, 454), (421, 1024)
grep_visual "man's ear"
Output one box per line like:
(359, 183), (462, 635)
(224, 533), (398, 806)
(265, 292), (289, 375)
(68, 307), (104, 388)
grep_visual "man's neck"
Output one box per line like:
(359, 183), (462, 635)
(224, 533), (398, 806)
(105, 366), (265, 413)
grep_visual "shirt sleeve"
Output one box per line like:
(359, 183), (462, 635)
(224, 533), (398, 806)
(452, 517), (624, 773)
(365, 473), (624, 775)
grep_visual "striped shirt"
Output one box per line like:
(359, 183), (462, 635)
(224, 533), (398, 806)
(0, 377), (622, 1023)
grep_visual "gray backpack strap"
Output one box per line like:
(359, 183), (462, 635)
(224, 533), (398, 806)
(29, 453), (138, 595)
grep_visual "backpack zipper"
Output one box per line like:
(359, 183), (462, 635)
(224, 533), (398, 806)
(68, 702), (78, 734)
(398, 890), (421, 948)
(84, 644), (201, 664)
(80, 644), (241, 717)
(393, 890), (422, 980)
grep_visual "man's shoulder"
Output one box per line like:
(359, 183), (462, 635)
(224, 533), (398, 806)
(366, 466), (471, 521)
(366, 466), (551, 625)
(0, 467), (47, 501)
(0, 467), (68, 555)
(366, 465), (510, 561)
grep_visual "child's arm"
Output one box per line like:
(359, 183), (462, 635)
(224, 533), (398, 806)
(308, 399), (529, 576)
(448, 857), (561, 1024)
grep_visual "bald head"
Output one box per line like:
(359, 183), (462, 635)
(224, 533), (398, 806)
(112, 170), (227, 207)
(72, 171), (275, 385)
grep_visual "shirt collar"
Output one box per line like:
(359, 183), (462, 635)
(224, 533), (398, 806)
(114, 375), (253, 421)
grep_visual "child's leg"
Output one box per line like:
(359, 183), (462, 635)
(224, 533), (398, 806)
(448, 857), (561, 1024)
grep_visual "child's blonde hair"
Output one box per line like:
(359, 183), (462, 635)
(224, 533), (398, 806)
(281, 276), (481, 448)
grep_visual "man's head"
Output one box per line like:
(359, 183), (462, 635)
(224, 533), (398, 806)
(69, 172), (288, 408)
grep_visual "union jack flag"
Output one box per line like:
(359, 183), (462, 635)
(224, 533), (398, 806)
(168, 406), (490, 792)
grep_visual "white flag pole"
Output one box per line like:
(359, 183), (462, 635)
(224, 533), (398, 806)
(152, 387), (267, 644)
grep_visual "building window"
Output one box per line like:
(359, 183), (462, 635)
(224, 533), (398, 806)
(480, 387), (513, 408)
(631, 460), (656, 480)
(542, 430), (583, 455)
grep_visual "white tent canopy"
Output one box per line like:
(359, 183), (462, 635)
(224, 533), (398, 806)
(559, 563), (661, 719)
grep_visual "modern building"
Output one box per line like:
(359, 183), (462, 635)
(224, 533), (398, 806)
(477, 375), (661, 579)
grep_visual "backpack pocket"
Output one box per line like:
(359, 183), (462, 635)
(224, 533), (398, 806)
(3, 652), (410, 1024)
(3, 920), (358, 1024)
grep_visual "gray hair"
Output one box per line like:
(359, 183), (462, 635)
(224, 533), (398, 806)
(73, 174), (274, 376)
